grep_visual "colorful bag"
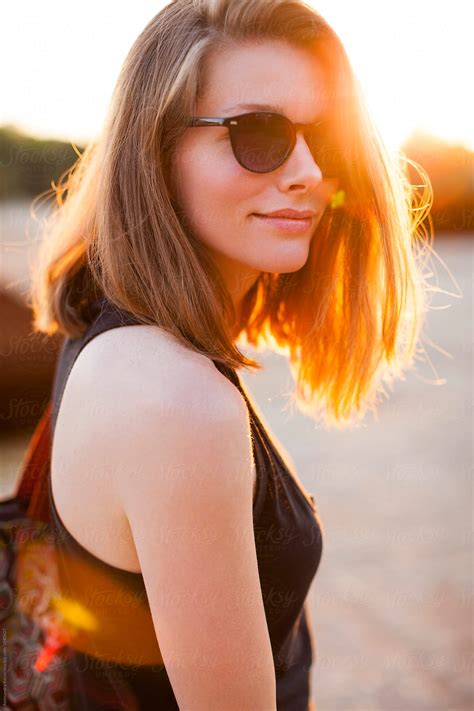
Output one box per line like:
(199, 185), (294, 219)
(0, 402), (75, 708)
(1, 403), (142, 710)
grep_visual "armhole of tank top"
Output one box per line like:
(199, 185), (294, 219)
(249, 414), (269, 524)
(227, 373), (269, 524)
(208, 361), (268, 520)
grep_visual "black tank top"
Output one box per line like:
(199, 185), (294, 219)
(48, 295), (324, 710)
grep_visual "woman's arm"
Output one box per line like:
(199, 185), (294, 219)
(109, 357), (277, 711)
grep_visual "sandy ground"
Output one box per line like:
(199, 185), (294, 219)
(1, 199), (472, 710)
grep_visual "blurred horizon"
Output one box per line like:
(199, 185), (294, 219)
(2, 121), (472, 236)
(2, 118), (473, 158)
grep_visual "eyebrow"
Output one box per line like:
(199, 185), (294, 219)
(223, 102), (285, 114)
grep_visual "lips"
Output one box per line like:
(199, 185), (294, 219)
(251, 212), (314, 234)
(255, 209), (315, 220)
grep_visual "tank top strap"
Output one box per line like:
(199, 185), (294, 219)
(51, 296), (139, 435)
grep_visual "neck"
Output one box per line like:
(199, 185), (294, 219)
(206, 247), (261, 342)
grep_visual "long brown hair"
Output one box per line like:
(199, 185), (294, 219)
(30, 0), (434, 428)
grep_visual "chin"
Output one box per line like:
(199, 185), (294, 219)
(280, 260), (308, 274)
(267, 246), (311, 273)
(257, 257), (309, 274)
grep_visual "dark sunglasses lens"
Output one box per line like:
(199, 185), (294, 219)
(230, 113), (293, 172)
(305, 124), (342, 179)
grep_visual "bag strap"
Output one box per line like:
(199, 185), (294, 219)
(16, 400), (53, 523)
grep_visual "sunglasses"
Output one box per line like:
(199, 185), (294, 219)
(186, 111), (337, 174)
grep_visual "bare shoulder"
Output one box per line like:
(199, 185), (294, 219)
(75, 324), (257, 527)
(57, 322), (251, 474)
(59, 323), (247, 422)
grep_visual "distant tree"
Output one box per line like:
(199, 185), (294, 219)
(0, 125), (84, 201)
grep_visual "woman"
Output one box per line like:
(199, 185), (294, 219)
(29, 0), (432, 709)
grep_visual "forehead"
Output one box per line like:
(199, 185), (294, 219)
(197, 40), (329, 122)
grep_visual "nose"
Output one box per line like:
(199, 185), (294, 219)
(278, 131), (323, 192)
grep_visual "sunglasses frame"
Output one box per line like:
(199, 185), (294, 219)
(186, 111), (326, 173)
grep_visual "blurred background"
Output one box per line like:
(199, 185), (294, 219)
(1, 1), (472, 709)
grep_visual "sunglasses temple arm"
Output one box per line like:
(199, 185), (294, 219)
(187, 117), (228, 127)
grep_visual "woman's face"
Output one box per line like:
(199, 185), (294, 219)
(173, 39), (331, 307)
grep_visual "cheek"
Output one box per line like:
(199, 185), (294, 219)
(175, 139), (254, 239)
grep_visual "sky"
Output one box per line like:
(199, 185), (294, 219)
(2, 1), (472, 152)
